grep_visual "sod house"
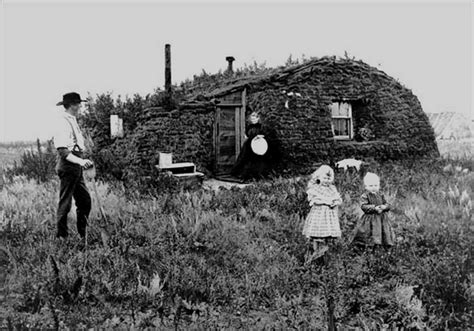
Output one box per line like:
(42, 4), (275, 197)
(132, 56), (439, 178)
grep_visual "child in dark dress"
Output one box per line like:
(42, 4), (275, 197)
(352, 172), (395, 248)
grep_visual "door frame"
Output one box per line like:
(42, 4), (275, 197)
(213, 88), (247, 175)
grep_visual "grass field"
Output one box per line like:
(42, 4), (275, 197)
(0, 153), (20, 169)
(436, 138), (474, 160)
(0, 150), (23, 170)
(0, 141), (473, 329)
(0, 142), (38, 169)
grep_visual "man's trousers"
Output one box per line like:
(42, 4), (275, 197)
(56, 166), (91, 238)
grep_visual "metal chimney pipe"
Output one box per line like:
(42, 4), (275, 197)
(165, 44), (172, 96)
(226, 56), (235, 74)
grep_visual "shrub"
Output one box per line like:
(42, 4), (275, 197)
(77, 90), (186, 181)
(5, 139), (56, 183)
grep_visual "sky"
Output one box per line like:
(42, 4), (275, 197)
(0, 0), (472, 142)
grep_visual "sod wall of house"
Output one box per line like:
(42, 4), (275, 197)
(131, 58), (438, 178)
(129, 103), (215, 175)
(230, 58), (439, 174)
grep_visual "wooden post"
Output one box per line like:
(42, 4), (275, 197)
(213, 107), (220, 174)
(241, 88), (247, 143)
(0, 166), (4, 191)
(324, 252), (337, 331)
(165, 44), (172, 109)
(327, 294), (336, 331)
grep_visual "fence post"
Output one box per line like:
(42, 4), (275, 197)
(324, 250), (337, 331)
(0, 166), (4, 190)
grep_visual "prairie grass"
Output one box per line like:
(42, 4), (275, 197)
(0, 158), (472, 329)
(436, 138), (474, 160)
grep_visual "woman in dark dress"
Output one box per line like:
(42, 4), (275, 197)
(231, 112), (273, 180)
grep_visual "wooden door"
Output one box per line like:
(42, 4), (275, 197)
(214, 105), (245, 175)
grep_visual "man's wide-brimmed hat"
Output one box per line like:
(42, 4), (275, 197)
(56, 92), (87, 106)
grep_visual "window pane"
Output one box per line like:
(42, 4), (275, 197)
(330, 102), (339, 116)
(330, 102), (352, 117)
(333, 119), (350, 136)
(339, 102), (351, 116)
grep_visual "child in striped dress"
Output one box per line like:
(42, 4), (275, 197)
(302, 165), (343, 259)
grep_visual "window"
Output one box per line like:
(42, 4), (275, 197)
(330, 101), (353, 140)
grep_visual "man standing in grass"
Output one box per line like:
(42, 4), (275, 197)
(53, 92), (93, 241)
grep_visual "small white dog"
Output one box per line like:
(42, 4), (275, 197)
(336, 158), (364, 171)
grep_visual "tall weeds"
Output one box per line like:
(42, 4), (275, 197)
(5, 139), (56, 183)
(0, 159), (472, 329)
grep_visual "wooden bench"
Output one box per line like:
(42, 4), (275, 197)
(155, 153), (204, 188)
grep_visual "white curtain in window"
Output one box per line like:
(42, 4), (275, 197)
(339, 102), (351, 117)
(330, 102), (351, 117)
(330, 103), (339, 116)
